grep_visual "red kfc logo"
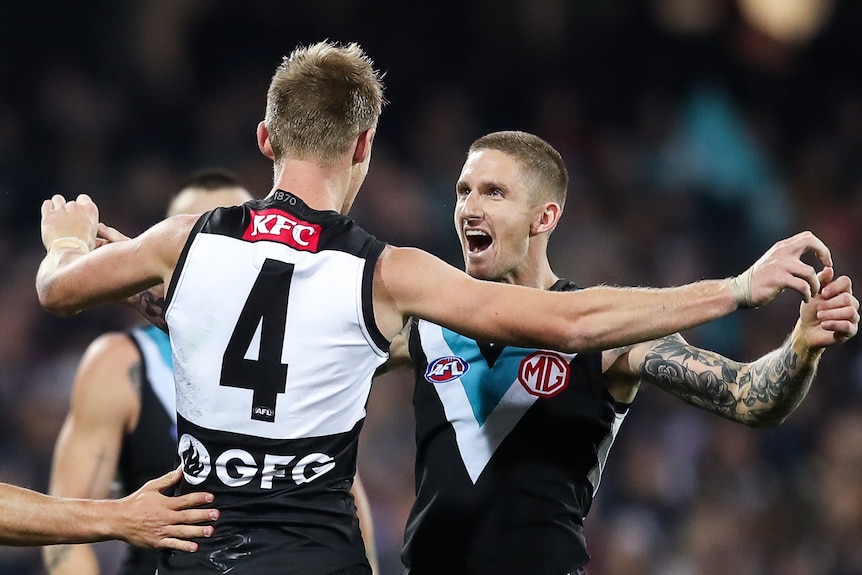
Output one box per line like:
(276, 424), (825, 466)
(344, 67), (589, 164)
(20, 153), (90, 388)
(242, 208), (321, 252)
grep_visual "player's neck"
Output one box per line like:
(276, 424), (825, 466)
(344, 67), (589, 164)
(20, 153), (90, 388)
(269, 158), (353, 212)
(500, 257), (558, 291)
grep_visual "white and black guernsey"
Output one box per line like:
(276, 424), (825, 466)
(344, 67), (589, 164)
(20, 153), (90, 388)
(119, 324), (177, 575)
(403, 280), (629, 575)
(159, 191), (388, 575)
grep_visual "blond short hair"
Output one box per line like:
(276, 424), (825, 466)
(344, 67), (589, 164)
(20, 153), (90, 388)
(469, 131), (568, 209)
(265, 41), (385, 165)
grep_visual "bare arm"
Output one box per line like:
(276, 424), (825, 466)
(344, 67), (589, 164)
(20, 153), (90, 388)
(0, 468), (216, 548)
(351, 474), (379, 575)
(608, 272), (858, 426)
(98, 222), (169, 331)
(374, 326), (413, 376)
(374, 232), (833, 352)
(43, 333), (141, 575)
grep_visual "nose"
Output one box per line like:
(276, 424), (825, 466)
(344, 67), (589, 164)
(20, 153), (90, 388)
(459, 190), (483, 221)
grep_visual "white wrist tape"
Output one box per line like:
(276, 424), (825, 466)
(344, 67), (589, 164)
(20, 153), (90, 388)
(48, 236), (90, 253)
(730, 268), (755, 308)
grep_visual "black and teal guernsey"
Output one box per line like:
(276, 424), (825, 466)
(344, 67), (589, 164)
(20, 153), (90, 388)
(159, 191), (388, 575)
(118, 324), (177, 575)
(403, 280), (629, 575)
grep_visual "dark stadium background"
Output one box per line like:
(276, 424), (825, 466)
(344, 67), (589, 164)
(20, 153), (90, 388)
(1, 1), (861, 573)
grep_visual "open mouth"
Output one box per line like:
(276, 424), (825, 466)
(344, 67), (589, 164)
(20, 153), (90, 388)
(465, 229), (492, 254)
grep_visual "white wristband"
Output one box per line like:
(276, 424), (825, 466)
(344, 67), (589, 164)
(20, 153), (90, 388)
(48, 236), (90, 253)
(730, 268), (755, 309)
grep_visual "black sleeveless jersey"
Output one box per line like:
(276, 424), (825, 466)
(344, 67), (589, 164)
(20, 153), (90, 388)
(118, 324), (177, 575)
(159, 191), (388, 575)
(403, 280), (629, 575)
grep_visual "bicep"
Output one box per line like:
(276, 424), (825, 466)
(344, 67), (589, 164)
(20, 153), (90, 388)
(376, 247), (567, 348)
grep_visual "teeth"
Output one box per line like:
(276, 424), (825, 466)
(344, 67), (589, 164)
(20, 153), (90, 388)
(465, 230), (488, 237)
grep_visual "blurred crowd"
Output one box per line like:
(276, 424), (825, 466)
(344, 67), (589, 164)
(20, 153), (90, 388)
(1, 1), (861, 574)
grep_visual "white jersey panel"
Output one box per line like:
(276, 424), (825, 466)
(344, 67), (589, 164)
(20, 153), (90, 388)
(166, 232), (386, 440)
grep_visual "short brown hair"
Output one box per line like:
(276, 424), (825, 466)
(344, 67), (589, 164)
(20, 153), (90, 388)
(265, 41), (385, 165)
(469, 131), (568, 208)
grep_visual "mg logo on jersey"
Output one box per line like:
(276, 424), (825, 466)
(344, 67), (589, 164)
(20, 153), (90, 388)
(425, 356), (470, 383)
(518, 351), (570, 398)
(242, 208), (321, 252)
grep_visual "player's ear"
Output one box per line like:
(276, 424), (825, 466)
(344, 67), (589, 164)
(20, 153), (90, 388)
(352, 128), (375, 164)
(257, 121), (275, 160)
(531, 202), (561, 235)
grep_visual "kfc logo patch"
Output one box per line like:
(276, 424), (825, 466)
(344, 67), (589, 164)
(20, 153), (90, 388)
(243, 208), (321, 252)
(425, 356), (470, 383)
(518, 351), (570, 398)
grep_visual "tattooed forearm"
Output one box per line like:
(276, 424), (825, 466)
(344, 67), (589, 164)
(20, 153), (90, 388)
(742, 339), (817, 425)
(641, 337), (741, 418)
(130, 289), (167, 331)
(639, 334), (818, 426)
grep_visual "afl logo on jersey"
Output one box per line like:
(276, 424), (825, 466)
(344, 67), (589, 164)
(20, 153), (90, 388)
(518, 351), (570, 398)
(425, 356), (470, 383)
(242, 208), (322, 252)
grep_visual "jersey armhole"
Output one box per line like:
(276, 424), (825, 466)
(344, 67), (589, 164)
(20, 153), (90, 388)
(360, 239), (390, 354)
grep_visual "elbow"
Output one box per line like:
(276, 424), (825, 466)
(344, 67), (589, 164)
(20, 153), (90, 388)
(36, 278), (80, 317)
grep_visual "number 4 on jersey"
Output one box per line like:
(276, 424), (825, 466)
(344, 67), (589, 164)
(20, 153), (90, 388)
(220, 258), (292, 422)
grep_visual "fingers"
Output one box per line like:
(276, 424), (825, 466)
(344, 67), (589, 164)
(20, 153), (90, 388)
(814, 276), (859, 341)
(147, 465), (184, 493)
(788, 230), (833, 268)
(97, 222), (131, 243)
(156, 537), (201, 553)
(816, 266), (835, 290)
(821, 274), (852, 299)
(170, 491), (217, 511)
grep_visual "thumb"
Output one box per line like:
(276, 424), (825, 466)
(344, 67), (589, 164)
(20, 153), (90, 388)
(151, 466), (184, 493)
(98, 222), (131, 243)
(817, 266), (834, 293)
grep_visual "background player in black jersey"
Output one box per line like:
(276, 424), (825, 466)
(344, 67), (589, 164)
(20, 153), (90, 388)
(383, 130), (859, 575)
(42, 169), (252, 575)
(34, 41), (849, 575)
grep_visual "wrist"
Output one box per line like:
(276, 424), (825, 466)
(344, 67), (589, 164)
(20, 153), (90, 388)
(47, 236), (91, 253)
(790, 321), (825, 362)
(729, 269), (756, 309)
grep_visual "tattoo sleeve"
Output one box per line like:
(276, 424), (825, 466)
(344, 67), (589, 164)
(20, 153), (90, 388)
(639, 334), (818, 426)
(129, 289), (167, 332)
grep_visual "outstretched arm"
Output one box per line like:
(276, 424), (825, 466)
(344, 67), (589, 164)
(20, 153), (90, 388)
(607, 271), (858, 426)
(0, 468), (217, 548)
(376, 231), (834, 352)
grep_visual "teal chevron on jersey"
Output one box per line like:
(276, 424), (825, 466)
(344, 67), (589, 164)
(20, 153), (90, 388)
(142, 324), (173, 369)
(441, 328), (540, 425)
